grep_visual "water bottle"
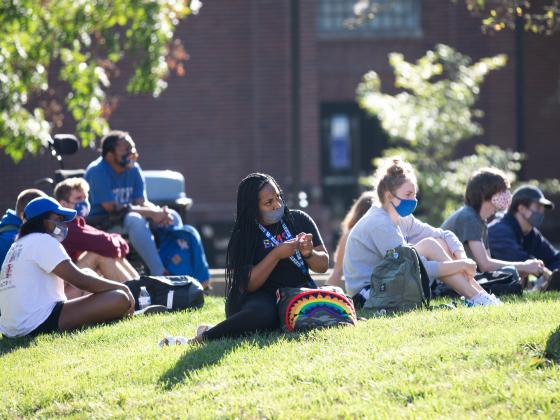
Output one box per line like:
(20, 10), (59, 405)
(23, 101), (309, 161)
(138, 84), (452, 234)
(138, 286), (151, 310)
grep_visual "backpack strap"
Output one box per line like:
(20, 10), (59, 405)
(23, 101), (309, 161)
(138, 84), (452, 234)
(0, 224), (19, 234)
(410, 246), (431, 309)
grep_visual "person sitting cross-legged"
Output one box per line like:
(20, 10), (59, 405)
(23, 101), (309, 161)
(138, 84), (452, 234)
(0, 197), (135, 338)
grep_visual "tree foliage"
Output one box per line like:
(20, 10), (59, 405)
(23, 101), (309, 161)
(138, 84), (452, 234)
(0, 0), (200, 162)
(350, 0), (560, 34)
(462, 0), (560, 34)
(357, 44), (519, 225)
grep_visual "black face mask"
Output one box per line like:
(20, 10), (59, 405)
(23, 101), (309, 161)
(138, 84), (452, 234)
(526, 210), (545, 228)
(118, 153), (132, 168)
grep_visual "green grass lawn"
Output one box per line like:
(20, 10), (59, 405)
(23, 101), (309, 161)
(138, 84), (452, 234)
(2, 293), (560, 418)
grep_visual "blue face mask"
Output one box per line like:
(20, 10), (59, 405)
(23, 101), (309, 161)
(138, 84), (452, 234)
(261, 203), (285, 225)
(392, 194), (417, 217)
(74, 200), (91, 218)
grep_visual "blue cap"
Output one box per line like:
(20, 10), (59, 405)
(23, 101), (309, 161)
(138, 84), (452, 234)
(24, 196), (77, 222)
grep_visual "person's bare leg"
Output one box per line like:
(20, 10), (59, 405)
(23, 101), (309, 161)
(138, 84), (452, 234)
(58, 290), (131, 331)
(77, 252), (103, 273)
(77, 251), (133, 282)
(414, 237), (484, 298)
(118, 257), (139, 279)
(430, 238), (486, 293)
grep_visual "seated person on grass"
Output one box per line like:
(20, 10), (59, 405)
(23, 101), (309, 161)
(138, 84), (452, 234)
(0, 189), (47, 266)
(84, 130), (179, 276)
(325, 191), (375, 289)
(187, 173), (329, 344)
(54, 177), (139, 299)
(441, 169), (544, 286)
(344, 158), (500, 308)
(0, 197), (134, 338)
(488, 185), (560, 291)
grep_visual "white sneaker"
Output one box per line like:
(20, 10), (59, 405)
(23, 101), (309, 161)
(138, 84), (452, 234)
(467, 292), (501, 307)
(489, 293), (503, 305)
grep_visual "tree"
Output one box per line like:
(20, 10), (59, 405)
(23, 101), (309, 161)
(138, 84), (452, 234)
(350, 0), (560, 34)
(357, 44), (516, 225)
(0, 0), (201, 162)
(462, 0), (560, 34)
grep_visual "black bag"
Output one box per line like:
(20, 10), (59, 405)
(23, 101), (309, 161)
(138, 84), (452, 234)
(432, 269), (522, 297)
(125, 275), (205, 311)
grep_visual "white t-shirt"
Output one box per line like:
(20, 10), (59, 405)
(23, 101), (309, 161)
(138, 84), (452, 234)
(0, 233), (69, 337)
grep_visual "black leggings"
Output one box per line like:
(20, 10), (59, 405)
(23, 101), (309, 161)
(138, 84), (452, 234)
(203, 290), (279, 340)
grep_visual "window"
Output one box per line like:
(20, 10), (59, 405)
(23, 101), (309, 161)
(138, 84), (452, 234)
(317, 0), (422, 38)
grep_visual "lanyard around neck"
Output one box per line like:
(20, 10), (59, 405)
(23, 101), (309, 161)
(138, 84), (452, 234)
(257, 220), (308, 274)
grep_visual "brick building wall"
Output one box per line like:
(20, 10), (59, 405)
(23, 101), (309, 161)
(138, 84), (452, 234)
(0, 0), (559, 258)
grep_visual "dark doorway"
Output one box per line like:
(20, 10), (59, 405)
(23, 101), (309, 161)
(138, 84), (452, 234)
(320, 102), (387, 219)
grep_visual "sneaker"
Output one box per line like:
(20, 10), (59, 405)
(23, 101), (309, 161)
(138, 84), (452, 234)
(488, 293), (503, 305)
(465, 292), (501, 307)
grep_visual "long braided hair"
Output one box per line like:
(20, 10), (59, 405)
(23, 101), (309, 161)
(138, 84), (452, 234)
(225, 173), (297, 303)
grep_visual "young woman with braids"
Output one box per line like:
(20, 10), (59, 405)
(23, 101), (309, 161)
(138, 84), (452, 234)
(343, 158), (502, 308)
(189, 173), (329, 342)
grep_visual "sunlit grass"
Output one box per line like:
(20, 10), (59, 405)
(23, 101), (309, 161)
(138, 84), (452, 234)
(1, 293), (559, 418)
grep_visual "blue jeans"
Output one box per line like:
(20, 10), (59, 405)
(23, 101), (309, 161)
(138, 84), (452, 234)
(123, 209), (182, 275)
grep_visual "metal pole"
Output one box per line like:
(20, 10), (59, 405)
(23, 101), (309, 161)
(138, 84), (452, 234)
(515, 11), (525, 179)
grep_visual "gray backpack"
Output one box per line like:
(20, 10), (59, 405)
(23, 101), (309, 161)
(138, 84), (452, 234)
(364, 245), (431, 312)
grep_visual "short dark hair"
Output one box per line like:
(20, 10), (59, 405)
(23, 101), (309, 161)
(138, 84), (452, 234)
(465, 168), (510, 213)
(18, 212), (52, 239)
(15, 189), (47, 219)
(101, 130), (130, 157)
(508, 195), (535, 215)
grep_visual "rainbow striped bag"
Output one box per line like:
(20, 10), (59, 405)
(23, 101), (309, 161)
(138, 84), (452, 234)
(276, 286), (357, 332)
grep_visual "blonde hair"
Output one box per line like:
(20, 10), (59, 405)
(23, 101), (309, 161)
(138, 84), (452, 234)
(372, 157), (417, 204)
(341, 191), (375, 234)
(54, 177), (90, 202)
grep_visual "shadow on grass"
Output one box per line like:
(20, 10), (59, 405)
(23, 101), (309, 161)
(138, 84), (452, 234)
(0, 335), (36, 357)
(159, 330), (310, 389)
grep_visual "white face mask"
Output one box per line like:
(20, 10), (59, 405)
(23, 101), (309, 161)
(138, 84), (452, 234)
(49, 220), (68, 242)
